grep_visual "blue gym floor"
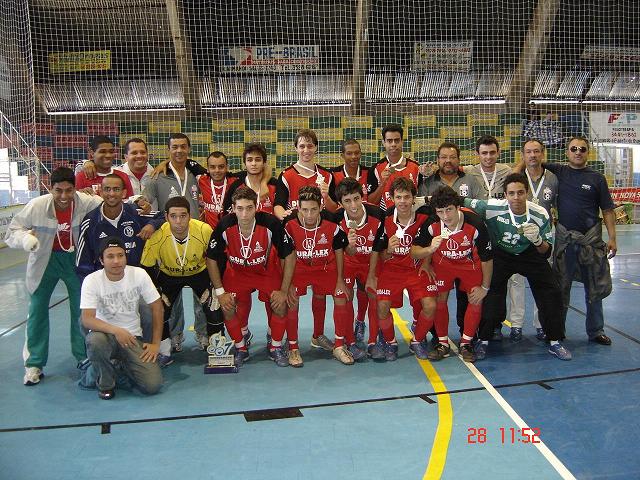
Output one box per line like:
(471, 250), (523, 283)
(0, 229), (638, 479)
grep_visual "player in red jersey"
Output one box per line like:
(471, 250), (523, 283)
(283, 186), (354, 366)
(198, 151), (239, 229)
(411, 186), (493, 362)
(334, 177), (385, 360)
(75, 136), (134, 199)
(372, 177), (438, 361)
(275, 129), (338, 351)
(206, 186), (295, 367)
(367, 125), (420, 211)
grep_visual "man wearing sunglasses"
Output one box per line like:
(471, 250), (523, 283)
(540, 137), (616, 346)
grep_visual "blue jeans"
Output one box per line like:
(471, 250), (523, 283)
(562, 243), (605, 339)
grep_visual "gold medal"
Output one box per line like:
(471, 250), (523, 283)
(517, 226), (524, 235)
(347, 220), (357, 230)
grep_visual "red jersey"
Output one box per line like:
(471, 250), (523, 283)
(367, 158), (420, 211)
(414, 210), (493, 270)
(207, 211), (293, 274)
(223, 171), (278, 215)
(75, 169), (134, 199)
(275, 164), (335, 210)
(335, 203), (385, 269)
(330, 165), (371, 202)
(283, 210), (348, 272)
(53, 204), (73, 252)
(198, 174), (239, 229)
(372, 205), (434, 272)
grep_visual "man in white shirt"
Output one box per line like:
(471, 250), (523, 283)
(80, 237), (163, 400)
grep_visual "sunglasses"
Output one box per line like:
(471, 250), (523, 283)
(569, 146), (588, 153)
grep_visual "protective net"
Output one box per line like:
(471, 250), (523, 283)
(1, 0), (639, 220)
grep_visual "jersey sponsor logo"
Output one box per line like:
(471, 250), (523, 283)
(356, 235), (367, 247)
(426, 284), (438, 292)
(435, 280), (445, 287)
(297, 248), (329, 259)
(459, 183), (469, 197)
(240, 246), (252, 258)
(124, 241), (136, 249)
(356, 245), (372, 255)
(377, 289), (391, 296)
(496, 216), (510, 225)
(394, 246), (411, 256)
(203, 201), (222, 213)
(398, 233), (413, 248)
(302, 238), (315, 250)
(124, 226), (134, 237)
(442, 248), (472, 260)
(318, 233), (328, 245)
(229, 255), (266, 266)
(58, 222), (70, 233)
(581, 184), (591, 190)
(99, 231), (107, 238)
(166, 264), (201, 274)
(445, 238), (459, 250)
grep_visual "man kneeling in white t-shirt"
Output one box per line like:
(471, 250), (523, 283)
(80, 236), (164, 400)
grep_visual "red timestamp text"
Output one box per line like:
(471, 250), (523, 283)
(467, 427), (541, 444)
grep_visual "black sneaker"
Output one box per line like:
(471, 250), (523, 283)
(427, 343), (451, 361)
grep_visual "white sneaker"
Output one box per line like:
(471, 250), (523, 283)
(24, 367), (43, 386)
(332, 346), (355, 365)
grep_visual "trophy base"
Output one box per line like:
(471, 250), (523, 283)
(204, 365), (239, 374)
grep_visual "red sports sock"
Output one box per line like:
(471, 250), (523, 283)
(367, 298), (380, 344)
(239, 294), (252, 329)
(286, 308), (299, 346)
(413, 310), (435, 342)
(312, 295), (326, 337)
(379, 314), (396, 343)
(344, 301), (355, 345)
(270, 313), (287, 344)
(434, 301), (450, 339)
(264, 302), (273, 328)
(356, 289), (368, 322)
(224, 315), (243, 345)
(333, 303), (348, 347)
(463, 303), (482, 339)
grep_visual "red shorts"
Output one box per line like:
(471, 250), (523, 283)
(376, 268), (437, 307)
(293, 267), (345, 297)
(433, 263), (483, 294)
(223, 267), (282, 301)
(344, 263), (370, 291)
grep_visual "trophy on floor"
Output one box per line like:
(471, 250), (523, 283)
(204, 333), (238, 374)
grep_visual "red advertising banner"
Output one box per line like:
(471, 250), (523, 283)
(610, 187), (640, 204)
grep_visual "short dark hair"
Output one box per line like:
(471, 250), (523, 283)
(243, 142), (267, 163)
(475, 135), (500, 152)
(341, 139), (361, 154)
(102, 173), (125, 188)
(437, 141), (460, 158)
(335, 177), (363, 203)
(430, 186), (461, 208)
(298, 185), (322, 207)
(207, 151), (227, 164)
(390, 177), (416, 197)
(521, 138), (545, 152)
(567, 136), (590, 150)
(89, 135), (114, 151)
(168, 132), (191, 147)
(50, 167), (75, 186)
(382, 124), (403, 140)
(503, 173), (529, 193)
(98, 236), (126, 259)
(123, 137), (147, 155)
(232, 185), (258, 205)
(294, 129), (318, 147)
(164, 196), (191, 214)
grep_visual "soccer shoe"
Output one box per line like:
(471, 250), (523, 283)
(234, 349), (250, 367)
(157, 354), (174, 368)
(548, 343), (572, 361)
(427, 343), (451, 361)
(310, 334), (334, 351)
(474, 342), (488, 361)
(459, 343), (476, 363)
(98, 389), (115, 400)
(243, 330), (254, 348)
(535, 328), (547, 341)
(171, 332), (184, 353)
(347, 343), (366, 362)
(269, 347), (289, 367)
(195, 332), (209, 351)
(510, 327), (523, 343)
(354, 321), (366, 343)
(490, 327), (503, 341)
(385, 343), (399, 362)
(288, 349), (304, 368)
(409, 341), (429, 360)
(367, 342), (386, 360)
(332, 345), (355, 365)
(23, 367), (43, 386)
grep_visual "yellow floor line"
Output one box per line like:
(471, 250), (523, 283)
(392, 309), (452, 480)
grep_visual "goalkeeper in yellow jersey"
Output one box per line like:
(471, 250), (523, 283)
(140, 196), (223, 367)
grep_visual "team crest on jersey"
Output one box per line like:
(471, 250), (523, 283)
(543, 187), (552, 201)
(318, 233), (328, 245)
(302, 238), (315, 251)
(459, 184), (469, 197)
(124, 226), (134, 237)
(254, 242), (264, 253)
(460, 236), (470, 247)
(356, 235), (367, 247)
